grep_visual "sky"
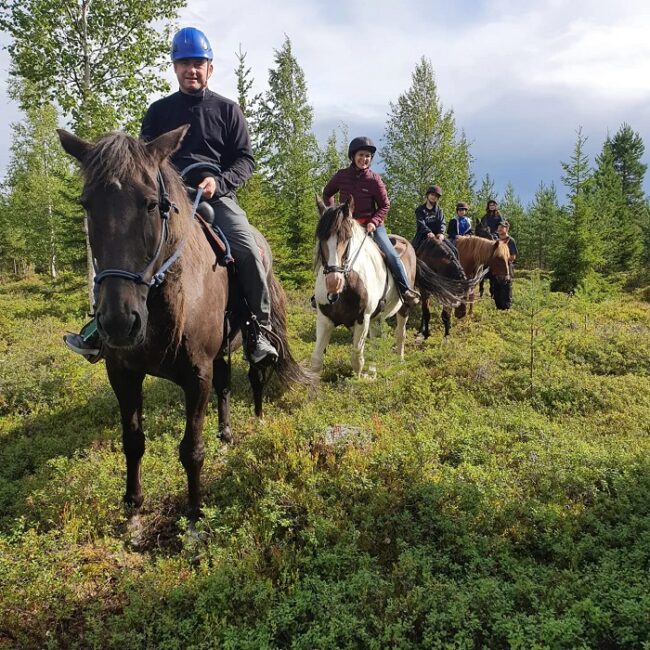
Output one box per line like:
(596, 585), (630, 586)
(1, 0), (650, 204)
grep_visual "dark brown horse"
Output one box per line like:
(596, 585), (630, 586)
(417, 236), (510, 338)
(58, 126), (309, 522)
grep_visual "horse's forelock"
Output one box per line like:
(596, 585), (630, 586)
(316, 204), (354, 242)
(83, 132), (157, 189)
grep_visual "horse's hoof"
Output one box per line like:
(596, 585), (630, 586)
(219, 426), (233, 444)
(126, 513), (145, 550)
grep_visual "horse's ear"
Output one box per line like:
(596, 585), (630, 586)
(57, 129), (92, 164)
(344, 194), (355, 216)
(316, 194), (327, 216)
(145, 124), (190, 162)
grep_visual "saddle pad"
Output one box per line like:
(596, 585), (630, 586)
(195, 213), (230, 262)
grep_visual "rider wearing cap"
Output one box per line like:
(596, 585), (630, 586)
(65, 27), (277, 365)
(447, 201), (473, 241)
(322, 137), (420, 306)
(412, 185), (445, 250)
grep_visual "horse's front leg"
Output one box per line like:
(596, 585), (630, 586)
(248, 364), (267, 418)
(351, 315), (371, 376)
(106, 364), (146, 515)
(212, 357), (232, 443)
(311, 312), (335, 374)
(441, 307), (451, 338)
(419, 293), (431, 338)
(180, 365), (212, 520)
(395, 307), (409, 361)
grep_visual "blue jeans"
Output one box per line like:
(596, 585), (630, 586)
(371, 225), (411, 293)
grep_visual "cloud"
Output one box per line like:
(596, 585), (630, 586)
(1, 0), (649, 203)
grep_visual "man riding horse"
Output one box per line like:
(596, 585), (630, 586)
(65, 27), (278, 366)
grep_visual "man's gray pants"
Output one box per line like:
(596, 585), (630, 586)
(209, 196), (271, 326)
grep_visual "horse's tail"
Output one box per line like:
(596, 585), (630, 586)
(267, 270), (316, 388)
(415, 258), (472, 308)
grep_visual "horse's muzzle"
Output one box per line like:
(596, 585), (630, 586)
(327, 292), (340, 304)
(96, 310), (145, 348)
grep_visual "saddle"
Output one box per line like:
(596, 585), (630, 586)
(186, 188), (231, 266)
(387, 235), (410, 261)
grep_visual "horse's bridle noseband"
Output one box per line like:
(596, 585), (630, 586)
(320, 232), (370, 277)
(92, 170), (184, 292)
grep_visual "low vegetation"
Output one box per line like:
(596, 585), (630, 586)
(1, 271), (650, 649)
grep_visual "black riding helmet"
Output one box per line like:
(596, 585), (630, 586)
(348, 136), (377, 160)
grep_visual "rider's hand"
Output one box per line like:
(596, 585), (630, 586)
(366, 223), (376, 233)
(427, 232), (436, 240)
(435, 233), (444, 242)
(198, 176), (217, 200)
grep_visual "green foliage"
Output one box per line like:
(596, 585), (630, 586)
(553, 129), (600, 291)
(0, 0), (183, 137)
(383, 57), (472, 238)
(609, 123), (647, 209)
(255, 37), (320, 287)
(1, 99), (83, 276)
(474, 173), (498, 216)
(500, 181), (526, 239)
(2, 273), (650, 648)
(517, 182), (563, 269)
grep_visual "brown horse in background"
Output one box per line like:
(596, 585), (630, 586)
(58, 126), (310, 523)
(417, 236), (509, 338)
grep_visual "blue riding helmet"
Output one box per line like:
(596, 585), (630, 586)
(171, 27), (213, 61)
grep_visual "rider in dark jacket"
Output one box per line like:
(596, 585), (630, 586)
(64, 27), (277, 365)
(479, 198), (504, 239)
(412, 185), (445, 250)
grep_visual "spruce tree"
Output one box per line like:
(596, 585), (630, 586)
(519, 182), (562, 269)
(553, 128), (599, 291)
(500, 182), (525, 239)
(608, 123), (649, 266)
(233, 47), (278, 259)
(382, 57), (472, 238)
(590, 140), (636, 271)
(474, 174), (498, 219)
(256, 37), (319, 286)
(609, 123), (647, 209)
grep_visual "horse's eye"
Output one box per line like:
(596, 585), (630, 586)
(146, 200), (158, 213)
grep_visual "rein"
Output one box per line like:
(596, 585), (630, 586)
(321, 229), (370, 277)
(93, 170), (183, 290)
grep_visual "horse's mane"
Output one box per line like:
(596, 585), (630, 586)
(315, 204), (355, 242)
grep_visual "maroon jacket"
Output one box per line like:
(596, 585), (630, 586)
(322, 165), (390, 226)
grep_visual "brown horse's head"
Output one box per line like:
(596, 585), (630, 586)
(315, 195), (356, 297)
(416, 239), (466, 283)
(58, 126), (190, 349)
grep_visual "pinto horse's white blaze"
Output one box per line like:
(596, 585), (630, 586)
(323, 234), (346, 295)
